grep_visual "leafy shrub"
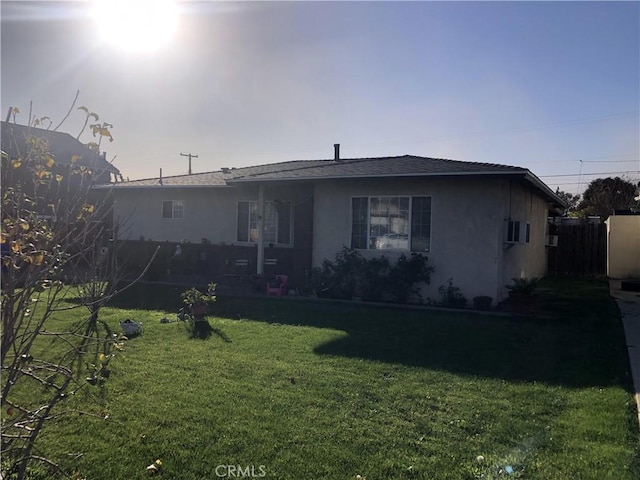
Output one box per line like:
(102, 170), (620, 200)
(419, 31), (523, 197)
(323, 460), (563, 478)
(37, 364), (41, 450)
(506, 277), (538, 295)
(388, 253), (434, 303)
(438, 278), (467, 308)
(309, 247), (433, 304)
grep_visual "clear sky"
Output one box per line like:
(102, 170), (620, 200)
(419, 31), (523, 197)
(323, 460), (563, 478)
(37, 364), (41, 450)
(2, 1), (638, 195)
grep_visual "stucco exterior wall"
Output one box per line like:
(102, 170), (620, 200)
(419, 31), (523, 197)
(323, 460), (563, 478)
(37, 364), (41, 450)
(497, 181), (550, 298)
(607, 215), (640, 279)
(112, 184), (308, 245)
(312, 176), (550, 304)
(113, 187), (240, 243)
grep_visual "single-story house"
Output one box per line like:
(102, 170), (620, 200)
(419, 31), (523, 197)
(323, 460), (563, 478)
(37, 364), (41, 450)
(100, 147), (566, 304)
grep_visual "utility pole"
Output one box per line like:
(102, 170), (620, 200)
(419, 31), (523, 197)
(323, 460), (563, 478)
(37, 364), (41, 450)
(180, 152), (198, 174)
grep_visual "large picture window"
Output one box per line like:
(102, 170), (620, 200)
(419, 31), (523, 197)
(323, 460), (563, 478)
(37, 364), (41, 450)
(162, 200), (184, 219)
(351, 196), (431, 252)
(237, 201), (292, 245)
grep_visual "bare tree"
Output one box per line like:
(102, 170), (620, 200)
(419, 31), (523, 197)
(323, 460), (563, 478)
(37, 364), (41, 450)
(1, 106), (156, 479)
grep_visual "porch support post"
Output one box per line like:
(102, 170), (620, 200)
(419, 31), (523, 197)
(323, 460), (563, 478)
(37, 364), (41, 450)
(257, 184), (265, 275)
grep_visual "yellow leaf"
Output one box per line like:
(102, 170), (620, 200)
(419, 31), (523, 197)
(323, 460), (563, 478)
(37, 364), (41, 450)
(71, 155), (81, 163)
(11, 241), (21, 253)
(99, 353), (106, 362)
(32, 252), (44, 265)
(46, 156), (55, 168)
(19, 219), (29, 231)
(0, 233), (6, 244)
(55, 174), (63, 182)
(11, 158), (22, 169)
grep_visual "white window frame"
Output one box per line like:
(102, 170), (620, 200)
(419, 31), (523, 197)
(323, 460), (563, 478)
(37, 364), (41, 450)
(236, 200), (292, 246)
(505, 220), (531, 244)
(350, 195), (432, 253)
(162, 200), (184, 219)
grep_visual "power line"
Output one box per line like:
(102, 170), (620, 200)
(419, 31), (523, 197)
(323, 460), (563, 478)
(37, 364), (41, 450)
(551, 180), (640, 186)
(524, 157), (639, 165)
(539, 170), (640, 178)
(405, 110), (640, 146)
(580, 159), (639, 163)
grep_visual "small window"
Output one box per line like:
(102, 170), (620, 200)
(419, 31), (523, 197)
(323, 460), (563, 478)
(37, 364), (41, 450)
(505, 220), (530, 244)
(162, 200), (184, 219)
(506, 220), (521, 243)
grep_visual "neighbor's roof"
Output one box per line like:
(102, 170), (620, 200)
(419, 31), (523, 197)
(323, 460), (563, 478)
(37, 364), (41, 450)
(102, 154), (565, 207)
(1, 121), (120, 175)
(104, 171), (228, 187)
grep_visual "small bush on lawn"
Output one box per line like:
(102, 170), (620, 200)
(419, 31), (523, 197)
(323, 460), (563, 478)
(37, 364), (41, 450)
(309, 247), (433, 303)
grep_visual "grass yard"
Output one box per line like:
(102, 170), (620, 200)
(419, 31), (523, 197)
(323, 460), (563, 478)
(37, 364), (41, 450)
(17, 277), (640, 479)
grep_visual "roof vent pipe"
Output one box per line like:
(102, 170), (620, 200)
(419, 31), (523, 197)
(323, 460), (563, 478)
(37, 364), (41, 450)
(159, 168), (163, 185)
(334, 143), (340, 161)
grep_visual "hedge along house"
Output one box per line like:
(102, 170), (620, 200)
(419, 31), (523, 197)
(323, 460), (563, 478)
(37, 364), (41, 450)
(101, 147), (565, 304)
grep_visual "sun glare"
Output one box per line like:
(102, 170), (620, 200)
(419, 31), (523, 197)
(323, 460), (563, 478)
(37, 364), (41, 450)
(94, 0), (178, 53)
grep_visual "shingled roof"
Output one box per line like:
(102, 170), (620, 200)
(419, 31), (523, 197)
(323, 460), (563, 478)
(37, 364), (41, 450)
(224, 155), (526, 182)
(110, 155), (526, 186)
(103, 154), (564, 207)
(104, 171), (227, 188)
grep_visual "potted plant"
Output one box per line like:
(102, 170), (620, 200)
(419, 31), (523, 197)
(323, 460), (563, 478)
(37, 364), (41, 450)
(473, 295), (493, 311)
(181, 283), (216, 318)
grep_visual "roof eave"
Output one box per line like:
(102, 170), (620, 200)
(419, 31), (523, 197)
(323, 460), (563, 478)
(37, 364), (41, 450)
(523, 171), (568, 209)
(92, 183), (232, 190)
(225, 169), (528, 184)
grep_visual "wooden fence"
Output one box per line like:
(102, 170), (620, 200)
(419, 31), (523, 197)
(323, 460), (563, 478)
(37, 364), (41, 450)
(547, 222), (607, 275)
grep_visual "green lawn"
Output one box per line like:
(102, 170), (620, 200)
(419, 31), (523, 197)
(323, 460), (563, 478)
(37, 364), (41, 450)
(20, 277), (640, 479)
